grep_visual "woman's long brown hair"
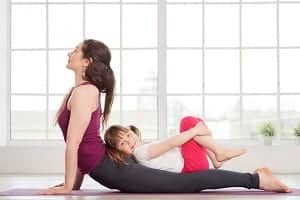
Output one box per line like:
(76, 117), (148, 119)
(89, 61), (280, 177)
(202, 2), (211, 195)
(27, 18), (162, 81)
(56, 39), (115, 128)
(81, 39), (115, 128)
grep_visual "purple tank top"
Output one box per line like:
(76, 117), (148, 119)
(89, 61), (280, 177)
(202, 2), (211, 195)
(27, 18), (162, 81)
(57, 82), (105, 174)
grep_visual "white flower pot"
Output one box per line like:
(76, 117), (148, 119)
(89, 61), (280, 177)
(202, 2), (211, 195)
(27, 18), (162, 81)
(263, 136), (273, 146)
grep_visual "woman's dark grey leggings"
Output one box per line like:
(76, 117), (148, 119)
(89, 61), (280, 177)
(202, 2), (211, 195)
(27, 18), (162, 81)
(89, 155), (259, 193)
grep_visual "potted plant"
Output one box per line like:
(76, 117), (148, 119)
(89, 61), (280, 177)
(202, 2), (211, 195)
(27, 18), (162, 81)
(294, 122), (300, 145)
(259, 122), (275, 145)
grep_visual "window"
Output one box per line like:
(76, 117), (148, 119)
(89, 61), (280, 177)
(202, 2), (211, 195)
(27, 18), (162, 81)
(10, 0), (300, 141)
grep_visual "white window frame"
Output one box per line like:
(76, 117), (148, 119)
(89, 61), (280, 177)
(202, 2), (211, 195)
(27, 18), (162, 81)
(0, 0), (10, 146)
(1, 0), (300, 174)
(4, 0), (300, 142)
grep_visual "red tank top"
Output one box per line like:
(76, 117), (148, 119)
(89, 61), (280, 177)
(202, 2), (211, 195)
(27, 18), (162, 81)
(57, 82), (105, 174)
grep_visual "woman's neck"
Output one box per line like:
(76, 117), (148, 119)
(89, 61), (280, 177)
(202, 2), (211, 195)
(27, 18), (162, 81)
(75, 73), (87, 86)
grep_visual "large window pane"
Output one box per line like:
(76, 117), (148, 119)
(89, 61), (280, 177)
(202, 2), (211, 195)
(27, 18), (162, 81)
(205, 5), (239, 47)
(11, 51), (47, 93)
(122, 5), (157, 48)
(168, 0), (202, 2)
(49, 5), (83, 48)
(205, 0), (239, 2)
(167, 4), (202, 47)
(11, 96), (46, 139)
(49, 50), (73, 94)
(205, 50), (239, 93)
(167, 96), (203, 136)
(123, 0), (156, 2)
(242, 5), (276, 47)
(167, 50), (202, 94)
(11, 5), (46, 49)
(85, 4), (120, 48)
(243, 95), (277, 139)
(280, 5), (300, 46)
(242, 0), (275, 2)
(49, 0), (82, 2)
(12, 0), (45, 2)
(105, 96), (121, 127)
(280, 95), (300, 138)
(48, 95), (65, 140)
(205, 96), (240, 139)
(122, 50), (157, 94)
(110, 50), (121, 94)
(280, 49), (300, 93)
(122, 96), (157, 140)
(242, 50), (277, 93)
(86, 0), (119, 2)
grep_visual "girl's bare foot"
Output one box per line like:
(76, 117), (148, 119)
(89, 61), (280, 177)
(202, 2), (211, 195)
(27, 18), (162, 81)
(215, 147), (246, 162)
(206, 150), (223, 169)
(212, 160), (223, 169)
(255, 167), (291, 193)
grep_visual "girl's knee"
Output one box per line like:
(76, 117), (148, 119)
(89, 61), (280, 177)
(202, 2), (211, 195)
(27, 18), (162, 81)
(180, 116), (204, 132)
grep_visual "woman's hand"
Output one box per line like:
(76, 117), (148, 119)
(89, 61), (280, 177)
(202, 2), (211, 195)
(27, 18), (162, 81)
(39, 185), (72, 195)
(53, 182), (64, 187)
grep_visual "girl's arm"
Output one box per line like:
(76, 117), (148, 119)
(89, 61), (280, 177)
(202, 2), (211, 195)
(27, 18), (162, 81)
(147, 123), (210, 160)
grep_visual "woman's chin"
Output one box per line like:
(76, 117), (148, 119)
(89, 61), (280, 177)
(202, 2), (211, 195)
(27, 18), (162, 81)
(66, 64), (73, 70)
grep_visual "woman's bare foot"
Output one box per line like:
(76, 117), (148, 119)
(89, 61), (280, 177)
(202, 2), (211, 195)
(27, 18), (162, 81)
(255, 167), (291, 193)
(215, 147), (246, 162)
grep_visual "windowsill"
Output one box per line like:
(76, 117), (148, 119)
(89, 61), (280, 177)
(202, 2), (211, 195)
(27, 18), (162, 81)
(6, 139), (65, 147)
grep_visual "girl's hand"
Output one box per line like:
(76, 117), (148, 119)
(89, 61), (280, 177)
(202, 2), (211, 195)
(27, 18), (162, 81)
(39, 185), (72, 195)
(191, 122), (211, 136)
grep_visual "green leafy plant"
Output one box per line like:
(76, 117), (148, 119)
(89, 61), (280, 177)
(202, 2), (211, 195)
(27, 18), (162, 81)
(259, 122), (275, 137)
(294, 123), (300, 137)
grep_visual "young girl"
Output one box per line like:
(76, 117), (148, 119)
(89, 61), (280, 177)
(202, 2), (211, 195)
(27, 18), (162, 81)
(104, 116), (246, 173)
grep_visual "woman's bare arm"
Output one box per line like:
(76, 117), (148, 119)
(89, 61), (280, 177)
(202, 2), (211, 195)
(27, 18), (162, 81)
(64, 87), (95, 191)
(73, 168), (84, 190)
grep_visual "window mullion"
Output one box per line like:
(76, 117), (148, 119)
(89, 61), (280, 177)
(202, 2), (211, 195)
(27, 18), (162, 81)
(45, 0), (49, 139)
(276, 0), (281, 138)
(158, 0), (167, 139)
(0, 0), (10, 145)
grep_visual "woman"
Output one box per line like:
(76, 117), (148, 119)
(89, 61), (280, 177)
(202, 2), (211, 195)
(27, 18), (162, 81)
(41, 39), (290, 195)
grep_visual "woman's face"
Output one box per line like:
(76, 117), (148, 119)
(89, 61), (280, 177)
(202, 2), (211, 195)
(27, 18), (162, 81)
(116, 129), (140, 155)
(67, 43), (89, 72)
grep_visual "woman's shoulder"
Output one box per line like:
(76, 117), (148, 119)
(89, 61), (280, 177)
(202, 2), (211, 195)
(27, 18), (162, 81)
(73, 83), (99, 97)
(69, 83), (99, 106)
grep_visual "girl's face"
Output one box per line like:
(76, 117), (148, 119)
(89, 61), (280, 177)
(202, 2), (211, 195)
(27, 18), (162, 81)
(116, 129), (140, 155)
(67, 43), (90, 72)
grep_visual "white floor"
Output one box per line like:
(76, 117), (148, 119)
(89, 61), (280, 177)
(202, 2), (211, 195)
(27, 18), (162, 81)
(0, 174), (299, 200)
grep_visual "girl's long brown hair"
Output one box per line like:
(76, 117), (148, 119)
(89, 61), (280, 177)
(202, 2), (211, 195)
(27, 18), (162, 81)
(104, 125), (141, 165)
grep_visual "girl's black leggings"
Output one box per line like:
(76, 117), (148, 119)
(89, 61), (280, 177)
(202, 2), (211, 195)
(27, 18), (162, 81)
(89, 155), (259, 193)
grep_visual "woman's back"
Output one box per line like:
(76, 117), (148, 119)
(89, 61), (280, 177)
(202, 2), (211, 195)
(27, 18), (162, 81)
(57, 82), (105, 174)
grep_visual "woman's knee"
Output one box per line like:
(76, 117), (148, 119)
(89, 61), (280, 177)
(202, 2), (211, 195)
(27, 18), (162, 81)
(180, 116), (204, 132)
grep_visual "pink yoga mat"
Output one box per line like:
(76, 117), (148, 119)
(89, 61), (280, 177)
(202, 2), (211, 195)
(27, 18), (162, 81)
(0, 188), (299, 196)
